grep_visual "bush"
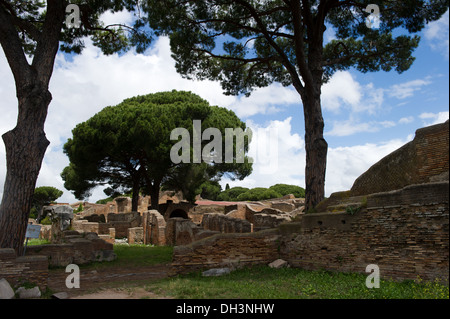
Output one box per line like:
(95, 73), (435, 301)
(217, 187), (249, 201)
(40, 215), (52, 225)
(269, 184), (305, 198)
(237, 188), (282, 201)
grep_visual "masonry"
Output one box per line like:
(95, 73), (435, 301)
(0, 249), (48, 290)
(172, 181), (449, 283)
(351, 121), (449, 196)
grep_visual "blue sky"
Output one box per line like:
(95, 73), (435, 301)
(0, 8), (448, 204)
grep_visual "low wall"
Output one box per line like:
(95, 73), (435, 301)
(171, 229), (279, 275)
(201, 213), (252, 233)
(0, 249), (48, 290)
(26, 231), (116, 267)
(171, 182), (449, 283)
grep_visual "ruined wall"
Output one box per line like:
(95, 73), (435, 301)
(0, 249), (48, 290)
(171, 229), (279, 275)
(172, 182), (449, 282)
(26, 231), (116, 267)
(201, 213), (252, 233)
(281, 182), (449, 282)
(142, 210), (167, 246)
(351, 121), (449, 196)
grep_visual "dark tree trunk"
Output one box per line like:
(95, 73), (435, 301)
(150, 184), (160, 211)
(0, 0), (65, 255)
(302, 85), (328, 213)
(0, 86), (51, 255)
(131, 177), (140, 212)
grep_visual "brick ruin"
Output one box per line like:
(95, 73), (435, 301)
(171, 121), (449, 283)
(2, 121), (448, 290)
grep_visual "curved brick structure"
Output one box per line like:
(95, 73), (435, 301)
(351, 121), (449, 196)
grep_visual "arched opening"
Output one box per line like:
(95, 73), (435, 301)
(170, 209), (189, 219)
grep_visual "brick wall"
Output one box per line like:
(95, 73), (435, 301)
(0, 248), (48, 290)
(201, 213), (252, 233)
(171, 182), (448, 283)
(171, 229), (279, 275)
(351, 121), (449, 196)
(26, 231), (116, 267)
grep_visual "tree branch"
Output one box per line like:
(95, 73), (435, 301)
(0, 2), (32, 91)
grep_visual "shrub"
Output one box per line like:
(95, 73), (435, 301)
(237, 188), (282, 201)
(217, 187), (249, 201)
(269, 184), (305, 198)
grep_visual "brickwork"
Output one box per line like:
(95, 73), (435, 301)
(0, 249), (48, 290)
(171, 229), (279, 275)
(25, 231), (116, 267)
(201, 213), (252, 233)
(171, 182), (448, 283)
(351, 121), (449, 196)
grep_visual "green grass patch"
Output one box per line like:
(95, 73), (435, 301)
(145, 265), (449, 299)
(25, 238), (51, 246)
(80, 244), (173, 270)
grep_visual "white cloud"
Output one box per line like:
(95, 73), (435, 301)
(398, 116), (414, 124)
(0, 35), (303, 204)
(424, 9), (449, 59)
(388, 78), (432, 99)
(419, 111), (449, 126)
(321, 71), (384, 115)
(224, 117), (306, 190)
(322, 71), (362, 113)
(225, 117), (412, 197)
(326, 137), (411, 195)
(326, 118), (396, 137)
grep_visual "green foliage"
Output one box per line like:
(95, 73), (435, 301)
(74, 203), (84, 213)
(62, 90), (252, 204)
(216, 187), (249, 201)
(144, 0), (448, 96)
(216, 184), (305, 202)
(237, 188), (282, 201)
(40, 216), (52, 225)
(269, 184), (305, 198)
(31, 186), (64, 220)
(198, 180), (222, 201)
(96, 197), (114, 205)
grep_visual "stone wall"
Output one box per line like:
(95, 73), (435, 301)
(0, 249), (48, 290)
(26, 231), (116, 267)
(166, 218), (219, 246)
(142, 210), (167, 245)
(201, 213), (252, 233)
(351, 121), (449, 196)
(171, 182), (449, 283)
(171, 229), (279, 275)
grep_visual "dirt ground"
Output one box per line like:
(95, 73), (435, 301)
(47, 264), (172, 299)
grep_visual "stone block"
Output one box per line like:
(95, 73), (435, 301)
(202, 268), (232, 277)
(16, 286), (41, 299)
(0, 279), (15, 299)
(268, 259), (289, 269)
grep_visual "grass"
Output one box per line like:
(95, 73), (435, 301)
(144, 265), (449, 299)
(79, 244), (174, 270)
(25, 238), (51, 246)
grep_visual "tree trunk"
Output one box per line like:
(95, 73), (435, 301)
(302, 91), (328, 213)
(150, 184), (160, 211)
(0, 87), (51, 255)
(131, 177), (140, 212)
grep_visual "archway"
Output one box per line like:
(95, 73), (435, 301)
(170, 209), (189, 219)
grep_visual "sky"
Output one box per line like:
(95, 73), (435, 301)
(0, 8), (448, 204)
